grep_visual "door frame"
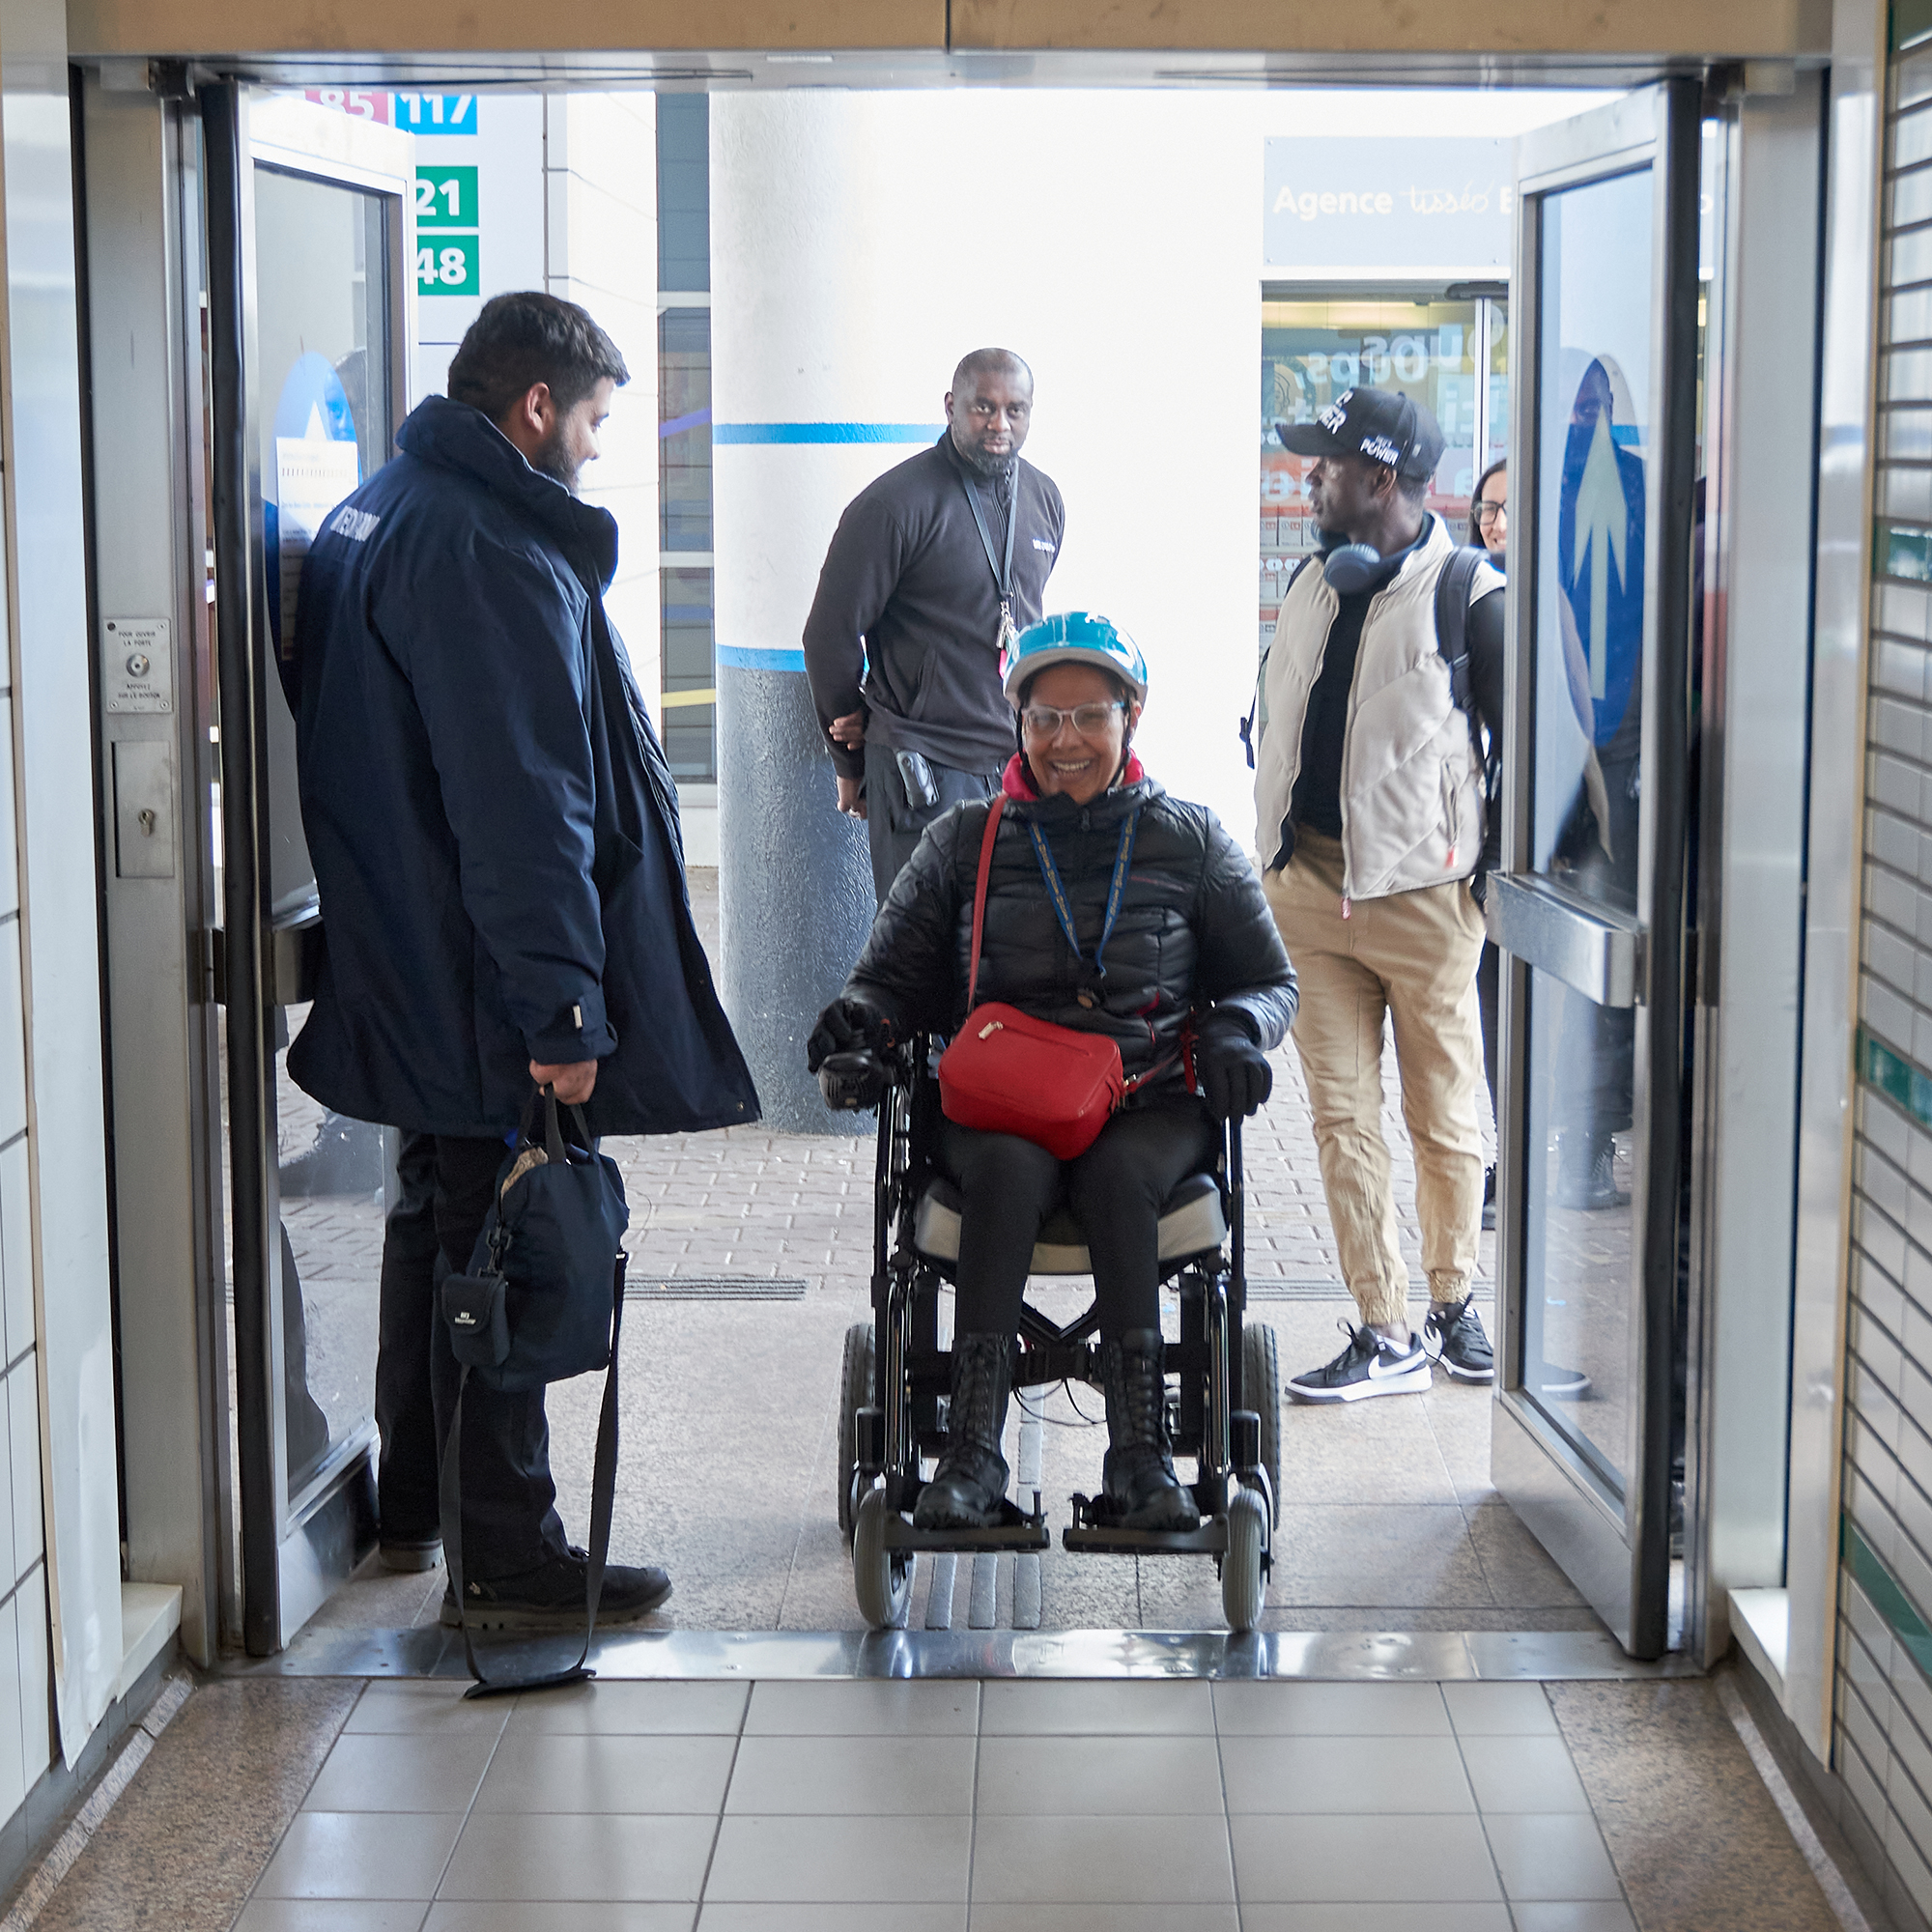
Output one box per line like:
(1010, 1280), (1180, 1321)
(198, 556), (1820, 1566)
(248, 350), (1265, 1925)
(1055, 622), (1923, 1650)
(1489, 78), (1703, 1660)
(199, 83), (416, 1653)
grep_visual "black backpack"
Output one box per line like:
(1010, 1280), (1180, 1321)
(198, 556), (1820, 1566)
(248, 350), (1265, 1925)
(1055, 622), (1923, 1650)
(1239, 543), (1493, 772)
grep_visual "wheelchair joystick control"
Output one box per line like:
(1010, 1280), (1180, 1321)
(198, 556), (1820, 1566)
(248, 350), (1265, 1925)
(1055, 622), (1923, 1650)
(818, 1048), (887, 1111)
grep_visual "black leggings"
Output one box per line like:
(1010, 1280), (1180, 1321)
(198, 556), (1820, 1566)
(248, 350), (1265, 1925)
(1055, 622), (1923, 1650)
(940, 1093), (1221, 1338)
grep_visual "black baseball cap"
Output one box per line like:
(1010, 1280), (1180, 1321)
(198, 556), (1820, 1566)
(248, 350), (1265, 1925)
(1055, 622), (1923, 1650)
(1276, 386), (1445, 483)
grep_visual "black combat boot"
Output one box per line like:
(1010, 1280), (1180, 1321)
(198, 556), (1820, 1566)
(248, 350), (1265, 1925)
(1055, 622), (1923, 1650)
(1557, 1131), (1630, 1211)
(912, 1332), (1013, 1530)
(1100, 1328), (1200, 1531)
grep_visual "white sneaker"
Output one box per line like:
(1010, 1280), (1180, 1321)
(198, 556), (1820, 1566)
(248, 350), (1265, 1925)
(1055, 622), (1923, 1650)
(1287, 1321), (1432, 1404)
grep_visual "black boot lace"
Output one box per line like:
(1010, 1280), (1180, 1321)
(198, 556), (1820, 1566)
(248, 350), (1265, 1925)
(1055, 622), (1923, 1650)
(950, 1333), (1009, 1454)
(1108, 1340), (1167, 1453)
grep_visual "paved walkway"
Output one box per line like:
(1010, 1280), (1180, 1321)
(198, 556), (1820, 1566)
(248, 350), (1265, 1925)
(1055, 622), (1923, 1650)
(312, 873), (1586, 1642)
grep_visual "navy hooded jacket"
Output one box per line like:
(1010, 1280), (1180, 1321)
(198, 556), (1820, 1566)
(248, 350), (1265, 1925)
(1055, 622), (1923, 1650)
(287, 393), (759, 1140)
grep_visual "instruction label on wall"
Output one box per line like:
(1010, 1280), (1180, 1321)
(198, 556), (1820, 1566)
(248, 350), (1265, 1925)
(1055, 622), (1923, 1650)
(102, 616), (174, 714)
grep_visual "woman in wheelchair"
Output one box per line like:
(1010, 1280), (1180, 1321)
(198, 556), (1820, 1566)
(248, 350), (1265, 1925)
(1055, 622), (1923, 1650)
(808, 614), (1296, 1536)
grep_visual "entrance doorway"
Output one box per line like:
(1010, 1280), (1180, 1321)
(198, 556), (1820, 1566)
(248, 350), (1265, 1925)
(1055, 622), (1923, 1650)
(86, 66), (1818, 1662)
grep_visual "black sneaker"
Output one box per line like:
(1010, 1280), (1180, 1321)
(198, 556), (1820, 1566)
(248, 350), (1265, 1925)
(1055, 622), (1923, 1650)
(1287, 1322), (1431, 1404)
(440, 1548), (672, 1632)
(1535, 1361), (1592, 1401)
(1422, 1296), (1493, 1382)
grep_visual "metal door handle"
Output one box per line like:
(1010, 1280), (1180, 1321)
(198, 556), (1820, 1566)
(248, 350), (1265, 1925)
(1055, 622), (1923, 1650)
(1484, 873), (1643, 1008)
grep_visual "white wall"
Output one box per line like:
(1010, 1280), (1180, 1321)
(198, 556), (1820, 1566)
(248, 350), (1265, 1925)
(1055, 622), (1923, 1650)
(406, 91), (662, 702)
(712, 86), (1607, 842)
(544, 93), (662, 706)
(0, 0), (120, 1783)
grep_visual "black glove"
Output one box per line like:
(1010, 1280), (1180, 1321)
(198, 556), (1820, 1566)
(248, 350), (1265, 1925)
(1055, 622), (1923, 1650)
(1193, 1012), (1274, 1121)
(806, 998), (885, 1073)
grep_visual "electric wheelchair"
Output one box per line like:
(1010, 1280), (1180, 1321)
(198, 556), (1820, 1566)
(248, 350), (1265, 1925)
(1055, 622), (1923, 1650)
(824, 1035), (1282, 1633)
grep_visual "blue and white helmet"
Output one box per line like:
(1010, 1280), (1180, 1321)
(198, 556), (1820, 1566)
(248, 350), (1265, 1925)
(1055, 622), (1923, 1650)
(1002, 612), (1149, 708)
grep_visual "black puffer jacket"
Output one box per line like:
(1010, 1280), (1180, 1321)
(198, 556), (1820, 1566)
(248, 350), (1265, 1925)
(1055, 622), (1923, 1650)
(844, 772), (1297, 1086)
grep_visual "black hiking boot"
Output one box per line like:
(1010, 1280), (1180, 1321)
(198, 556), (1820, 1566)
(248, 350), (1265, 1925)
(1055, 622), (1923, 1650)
(1557, 1131), (1630, 1211)
(1100, 1328), (1200, 1531)
(912, 1332), (1013, 1529)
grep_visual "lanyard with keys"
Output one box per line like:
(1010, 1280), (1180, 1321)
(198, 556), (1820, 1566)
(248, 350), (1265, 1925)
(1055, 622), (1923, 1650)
(961, 466), (1021, 656)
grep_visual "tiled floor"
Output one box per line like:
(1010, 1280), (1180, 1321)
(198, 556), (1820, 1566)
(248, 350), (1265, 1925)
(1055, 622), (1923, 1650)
(220, 1675), (1667, 1931)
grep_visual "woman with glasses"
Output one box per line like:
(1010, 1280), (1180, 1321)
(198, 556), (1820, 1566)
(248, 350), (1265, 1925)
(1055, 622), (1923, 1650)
(1469, 459), (1507, 1225)
(1471, 458), (1507, 563)
(808, 614), (1296, 1533)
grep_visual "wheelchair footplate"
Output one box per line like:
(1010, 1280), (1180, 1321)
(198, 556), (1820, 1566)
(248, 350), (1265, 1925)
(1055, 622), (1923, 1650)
(881, 1491), (1052, 1554)
(1061, 1492), (1231, 1557)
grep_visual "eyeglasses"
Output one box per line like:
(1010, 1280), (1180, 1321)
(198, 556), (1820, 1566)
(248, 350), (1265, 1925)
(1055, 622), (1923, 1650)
(1475, 500), (1508, 526)
(1020, 700), (1125, 739)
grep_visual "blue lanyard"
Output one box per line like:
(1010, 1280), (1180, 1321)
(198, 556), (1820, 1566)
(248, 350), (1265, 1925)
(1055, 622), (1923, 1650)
(1027, 810), (1139, 980)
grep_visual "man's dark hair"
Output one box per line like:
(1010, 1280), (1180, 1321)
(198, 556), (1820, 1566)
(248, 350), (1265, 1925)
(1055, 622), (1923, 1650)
(952, 346), (1033, 394)
(446, 292), (629, 424)
(1396, 469), (1430, 505)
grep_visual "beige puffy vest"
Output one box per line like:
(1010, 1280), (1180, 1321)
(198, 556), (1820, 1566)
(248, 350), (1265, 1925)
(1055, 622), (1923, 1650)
(1252, 516), (1499, 902)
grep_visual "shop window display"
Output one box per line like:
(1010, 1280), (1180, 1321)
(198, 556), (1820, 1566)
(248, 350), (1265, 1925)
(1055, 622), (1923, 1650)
(1260, 293), (1508, 646)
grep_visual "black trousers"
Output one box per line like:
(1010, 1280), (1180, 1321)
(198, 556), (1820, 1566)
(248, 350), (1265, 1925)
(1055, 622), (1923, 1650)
(940, 1093), (1220, 1338)
(374, 1130), (569, 1579)
(864, 738), (1001, 905)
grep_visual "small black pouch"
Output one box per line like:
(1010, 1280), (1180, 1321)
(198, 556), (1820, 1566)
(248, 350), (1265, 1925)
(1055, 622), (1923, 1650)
(441, 1269), (509, 1370)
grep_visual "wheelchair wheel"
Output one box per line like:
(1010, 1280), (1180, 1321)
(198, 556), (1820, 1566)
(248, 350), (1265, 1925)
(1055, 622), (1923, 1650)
(1222, 1488), (1268, 1634)
(837, 1320), (875, 1547)
(853, 1485), (914, 1630)
(1242, 1321), (1283, 1528)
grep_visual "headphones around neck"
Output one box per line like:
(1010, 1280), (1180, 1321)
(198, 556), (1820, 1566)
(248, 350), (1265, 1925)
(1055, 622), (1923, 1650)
(1317, 529), (1384, 595)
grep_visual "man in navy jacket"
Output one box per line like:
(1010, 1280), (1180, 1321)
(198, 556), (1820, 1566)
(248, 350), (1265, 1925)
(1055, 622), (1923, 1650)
(293, 292), (758, 1629)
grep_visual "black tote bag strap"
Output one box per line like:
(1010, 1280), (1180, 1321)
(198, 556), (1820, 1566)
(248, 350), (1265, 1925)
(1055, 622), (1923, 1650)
(445, 1251), (628, 1699)
(526, 1084), (598, 1166)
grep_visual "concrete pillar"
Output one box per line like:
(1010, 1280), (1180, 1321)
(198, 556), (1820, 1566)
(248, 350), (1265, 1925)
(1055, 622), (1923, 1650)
(708, 97), (923, 1134)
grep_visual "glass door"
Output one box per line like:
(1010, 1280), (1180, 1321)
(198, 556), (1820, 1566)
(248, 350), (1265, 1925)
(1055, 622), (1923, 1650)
(1260, 290), (1507, 654)
(1486, 82), (1701, 1660)
(201, 85), (416, 1653)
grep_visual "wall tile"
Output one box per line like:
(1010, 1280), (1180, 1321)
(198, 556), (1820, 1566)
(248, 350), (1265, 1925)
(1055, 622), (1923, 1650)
(0, 1593), (26, 1833)
(17, 1569), (49, 1787)
(10, 1363), (41, 1585)
(1, 1136), (31, 1366)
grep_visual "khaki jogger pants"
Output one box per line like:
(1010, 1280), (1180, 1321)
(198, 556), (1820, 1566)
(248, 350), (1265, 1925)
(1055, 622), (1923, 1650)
(1263, 828), (1487, 1330)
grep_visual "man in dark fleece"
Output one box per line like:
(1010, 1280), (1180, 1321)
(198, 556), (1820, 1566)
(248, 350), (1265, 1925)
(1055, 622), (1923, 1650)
(802, 348), (1066, 901)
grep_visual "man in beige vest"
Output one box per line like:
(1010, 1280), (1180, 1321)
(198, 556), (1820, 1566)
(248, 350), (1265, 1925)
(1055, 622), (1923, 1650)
(1253, 388), (1526, 1403)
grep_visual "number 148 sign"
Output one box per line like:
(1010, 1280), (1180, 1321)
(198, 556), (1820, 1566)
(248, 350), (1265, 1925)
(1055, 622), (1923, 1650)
(416, 236), (479, 296)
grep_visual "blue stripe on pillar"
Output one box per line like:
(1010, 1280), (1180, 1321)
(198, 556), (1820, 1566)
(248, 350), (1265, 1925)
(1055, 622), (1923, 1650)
(718, 645), (807, 672)
(712, 422), (944, 444)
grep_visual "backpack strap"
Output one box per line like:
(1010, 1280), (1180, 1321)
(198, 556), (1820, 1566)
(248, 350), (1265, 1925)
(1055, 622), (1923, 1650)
(1435, 544), (1499, 785)
(1433, 545), (1488, 713)
(1240, 554), (1319, 769)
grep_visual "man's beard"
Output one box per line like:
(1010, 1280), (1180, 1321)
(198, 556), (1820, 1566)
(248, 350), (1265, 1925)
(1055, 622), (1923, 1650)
(530, 426), (582, 493)
(951, 428), (1013, 480)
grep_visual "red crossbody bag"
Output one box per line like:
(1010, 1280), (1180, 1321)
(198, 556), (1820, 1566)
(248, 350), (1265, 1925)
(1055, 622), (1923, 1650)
(937, 795), (1138, 1161)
